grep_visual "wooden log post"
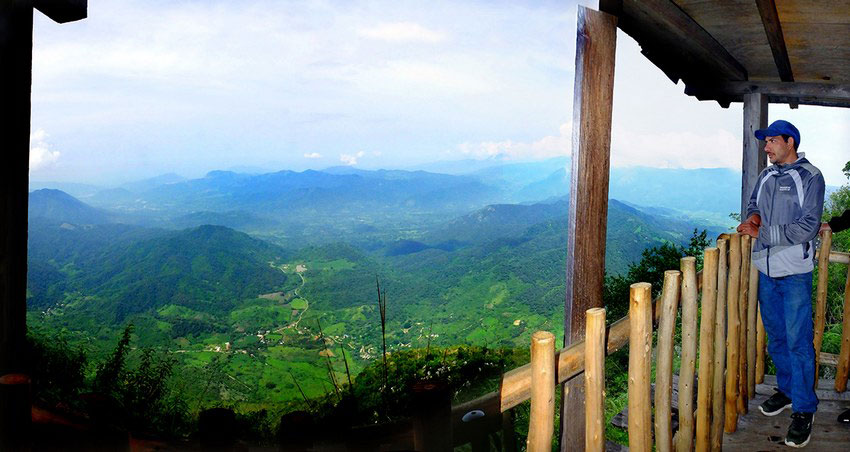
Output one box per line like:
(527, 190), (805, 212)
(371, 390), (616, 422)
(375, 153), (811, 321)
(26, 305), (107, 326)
(655, 271), (680, 452)
(585, 308), (606, 452)
(678, 257), (699, 452)
(756, 306), (766, 384)
(835, 267), (850, 392)
(528, 331), (555, 452)
(711, 238), (728, 448)
(694, 249), (718, 451)
(560, 6), (617, 449)
(629, 283), (653, 452)
(814, 230), (832, 378)
(737, 235), (751, 414)
(747, 251), (759, 398)
(725, 234), (742, 433)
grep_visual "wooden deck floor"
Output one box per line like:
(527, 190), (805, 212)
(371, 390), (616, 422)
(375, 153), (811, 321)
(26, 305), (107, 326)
(723, 375), (850, 451)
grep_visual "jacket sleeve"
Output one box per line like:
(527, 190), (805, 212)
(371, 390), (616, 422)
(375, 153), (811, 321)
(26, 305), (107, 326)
(759, 172), (825, 246)
(745, 172), (763, 218)
(829, 209), (850, 233)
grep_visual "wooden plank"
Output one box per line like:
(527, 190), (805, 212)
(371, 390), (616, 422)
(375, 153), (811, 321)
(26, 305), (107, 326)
(722, 81), (850, 104)
(561, 6), (617, 449)
(611, 0), (747, 81)
(755, 0), (793, 81)
(742, 93), (768, 220)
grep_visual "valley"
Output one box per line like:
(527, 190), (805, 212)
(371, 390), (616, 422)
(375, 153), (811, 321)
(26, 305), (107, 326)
(26, 161), (733, 411)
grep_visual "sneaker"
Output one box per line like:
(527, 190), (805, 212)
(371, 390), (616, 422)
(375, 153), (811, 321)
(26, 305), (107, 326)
(785, 412), (814, 448)
(759, 389), (792, 416)
(838, 408), (850, 424)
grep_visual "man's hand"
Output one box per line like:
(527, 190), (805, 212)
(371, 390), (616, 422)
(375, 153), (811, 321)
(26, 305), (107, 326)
(821, 222), (832, 233)
(736, 213), (761, 238)
(737, 222), (759, 238)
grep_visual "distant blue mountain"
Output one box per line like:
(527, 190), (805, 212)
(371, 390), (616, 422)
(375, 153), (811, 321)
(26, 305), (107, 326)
(28, 189), (113, 225)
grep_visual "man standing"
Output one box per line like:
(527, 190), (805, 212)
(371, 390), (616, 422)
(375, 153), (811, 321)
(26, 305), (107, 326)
(737, 119), (825, 448)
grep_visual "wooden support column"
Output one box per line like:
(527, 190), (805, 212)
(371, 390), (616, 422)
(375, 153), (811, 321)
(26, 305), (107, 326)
(560, 6), (616, 450)
(1, 2), (86, 450)
(742, 93), (768, 220)
(1, 3), (36, 450)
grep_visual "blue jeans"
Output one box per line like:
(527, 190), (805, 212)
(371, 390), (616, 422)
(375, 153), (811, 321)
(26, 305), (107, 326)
(758, 271), (818, 413)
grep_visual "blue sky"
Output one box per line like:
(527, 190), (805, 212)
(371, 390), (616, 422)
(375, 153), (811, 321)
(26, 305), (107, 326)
(30, 0), (850, 186)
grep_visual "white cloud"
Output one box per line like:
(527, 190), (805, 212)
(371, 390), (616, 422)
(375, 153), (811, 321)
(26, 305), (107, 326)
(611, 127), (740, 169)
(357, 22), (446, 43)
(29, 128), (61, 171)
(457, 123), (572, 160)
(340, 151), (366, 166)
(303, 152), (322, 159)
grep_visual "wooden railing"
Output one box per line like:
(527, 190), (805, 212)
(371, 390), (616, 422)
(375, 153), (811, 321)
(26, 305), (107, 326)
(450, 230), (850, 451)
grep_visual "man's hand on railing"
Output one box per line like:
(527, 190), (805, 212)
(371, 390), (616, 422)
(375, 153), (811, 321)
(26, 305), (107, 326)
(736, 214), (760, 239)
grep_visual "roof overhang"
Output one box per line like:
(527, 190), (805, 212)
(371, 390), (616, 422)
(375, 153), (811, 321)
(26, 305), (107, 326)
(600, 0), (850, 108)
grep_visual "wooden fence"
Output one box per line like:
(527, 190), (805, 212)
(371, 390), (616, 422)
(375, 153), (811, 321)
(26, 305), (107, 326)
(450, 230), (850, 451)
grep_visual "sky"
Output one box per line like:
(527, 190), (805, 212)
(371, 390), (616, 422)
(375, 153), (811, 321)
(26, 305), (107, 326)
(30, 0), (850, 186)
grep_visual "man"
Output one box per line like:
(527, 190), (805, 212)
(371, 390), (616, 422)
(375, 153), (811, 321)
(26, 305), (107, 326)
(737, 119), (825, 448)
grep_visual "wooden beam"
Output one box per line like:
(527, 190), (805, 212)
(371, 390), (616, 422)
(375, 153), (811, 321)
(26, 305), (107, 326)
(718, 81), (850, 108)
(33, 0), (86, 23)
(561, 6), (616, 450)
(742, 93), (767, 220)
(1, 1), (34, 450)
(755, 0), (793, 82)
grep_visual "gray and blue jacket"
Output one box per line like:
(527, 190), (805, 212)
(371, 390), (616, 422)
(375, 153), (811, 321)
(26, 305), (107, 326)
(746, 152), (825, 278)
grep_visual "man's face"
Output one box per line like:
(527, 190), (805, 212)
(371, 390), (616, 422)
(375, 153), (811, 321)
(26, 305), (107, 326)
(764, 135), (796, 164)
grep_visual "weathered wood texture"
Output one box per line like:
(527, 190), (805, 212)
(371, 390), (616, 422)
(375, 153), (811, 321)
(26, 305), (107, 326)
(836, 266), (850, 392)
(814, 230), (832, 378)
(710, 238), (728, 449)
(829, 250), (850, 265)
(528, 331), (555, 452)
(746, 257), (759, 398)
(628, 283), (653, 452)
(755, 0), (793, 81)
(741, 92), (767, 219)
(654, 271), (680, 452)
(737, 236), (751, 415)
(694, 250), (717, 452)
(725, 234), (741, 433)
(604, 0), (850, 106)
(724, 375), (850, 451)
(679, 257), (699, 452)
(561, 6), (616, 449)
(585, 308), (606, 452)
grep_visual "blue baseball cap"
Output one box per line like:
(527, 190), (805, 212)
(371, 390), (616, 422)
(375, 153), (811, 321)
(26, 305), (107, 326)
(755, 120), (800, 148)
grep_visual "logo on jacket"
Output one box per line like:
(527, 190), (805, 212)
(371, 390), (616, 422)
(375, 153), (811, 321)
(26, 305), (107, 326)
(779, 186), (791, 192)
